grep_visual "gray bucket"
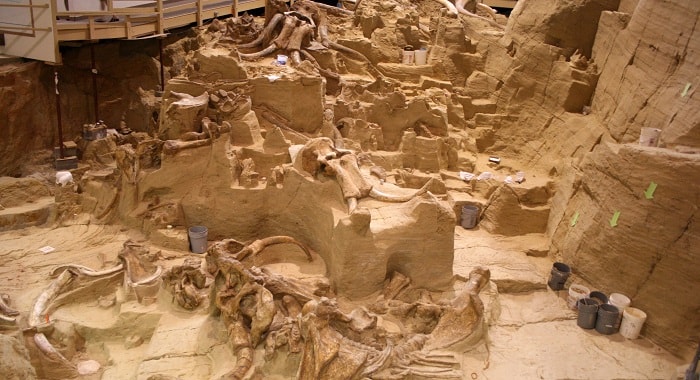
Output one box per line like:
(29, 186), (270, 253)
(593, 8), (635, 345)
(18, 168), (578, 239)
(589, 291), (608, 305)
(547, 262), (571, 290)
(595, 304), (620, 335)
(461, 205), (479, 229)
(188, 226), (208, 254)
(577, 298), (599, 329)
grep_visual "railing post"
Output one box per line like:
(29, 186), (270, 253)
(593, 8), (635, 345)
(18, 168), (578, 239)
(158, 37), (165, 92)
(54, 70), (64, 159)
(156, 0), (164, 35)
(88, 16), (96, 39)
(197, 1), (203, 27)
(90, 43), (100, 123)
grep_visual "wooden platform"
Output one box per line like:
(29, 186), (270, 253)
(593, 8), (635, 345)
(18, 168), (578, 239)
(54, 0), (265, 41)
(0, 0), (516, 63)
(0, 0), (264, 62)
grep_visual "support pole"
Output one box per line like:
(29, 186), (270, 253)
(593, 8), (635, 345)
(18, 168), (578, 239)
(90, 43), (100, 122)
(158, 37), (165, 92)
(54, 70), (64, 159)
(686, 340), (700, 380)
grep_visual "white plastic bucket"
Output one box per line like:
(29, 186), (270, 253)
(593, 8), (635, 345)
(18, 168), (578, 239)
(619, 307), (647, 339)
(609, 292), (631, 328)
(402, 49), (415, 65)
(609, 293), (631, 310)
(414, 49), (428, 65)
(567, 284), (590, 310)
(639, 127), (661, 147)
(188, 226), (208, 254)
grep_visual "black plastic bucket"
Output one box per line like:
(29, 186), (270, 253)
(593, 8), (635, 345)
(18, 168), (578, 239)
(547, 262), (571, 290)
(461, 205), (479, 229)
(188, 226), (208, 254)
(595, 304), (620, 335)
(577, 298), (598, 329)
(589, 291), (608, 305)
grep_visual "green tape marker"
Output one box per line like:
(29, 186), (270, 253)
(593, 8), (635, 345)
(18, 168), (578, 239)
(644, 181), (657, 200)
(682, 83), (691, 97)
(609, 211), (621, 227)
(570, 211), (580, 227)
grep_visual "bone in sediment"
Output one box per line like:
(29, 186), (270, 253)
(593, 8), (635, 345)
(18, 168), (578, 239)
(29, 269), (74, 328)
(49, 263), (124, 278)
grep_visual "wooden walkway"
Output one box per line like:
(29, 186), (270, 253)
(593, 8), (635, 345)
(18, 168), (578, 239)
(0, 0), (263, 62)
(55, 0), (263, 41)
(0, 0), (515, 62)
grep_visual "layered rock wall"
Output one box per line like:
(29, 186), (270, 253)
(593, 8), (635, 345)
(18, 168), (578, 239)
(545, 0), (700, 358)
(591, 0), (700, 147)
(550, 143), (699, 357)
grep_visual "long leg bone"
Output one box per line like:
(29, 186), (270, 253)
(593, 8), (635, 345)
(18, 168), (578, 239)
(368, 178), (435, 202)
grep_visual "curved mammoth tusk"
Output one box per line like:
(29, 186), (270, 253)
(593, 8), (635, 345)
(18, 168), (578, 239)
(128, 266), (163, 287)
(239, 45), (277, 60)
(29, 270), (74, 327)
(369, 178), (434, 203)
(49, 263), (124, 278)
(236, 236), (313, 262)
(0, 314), (17, 326)
(33, 332), (79, 375)
(0, 294), (19, 317)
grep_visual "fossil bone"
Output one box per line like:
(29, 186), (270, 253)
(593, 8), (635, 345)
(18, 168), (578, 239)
(294, 137), (436, 213)
(29, 269), (74, 328)
(33, 332), (79, 377)
(49, 263), (124, 278)
(0, 293), (19, 317)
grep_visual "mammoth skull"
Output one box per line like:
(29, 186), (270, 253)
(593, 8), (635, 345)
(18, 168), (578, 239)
(293, 137), (433, 213)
